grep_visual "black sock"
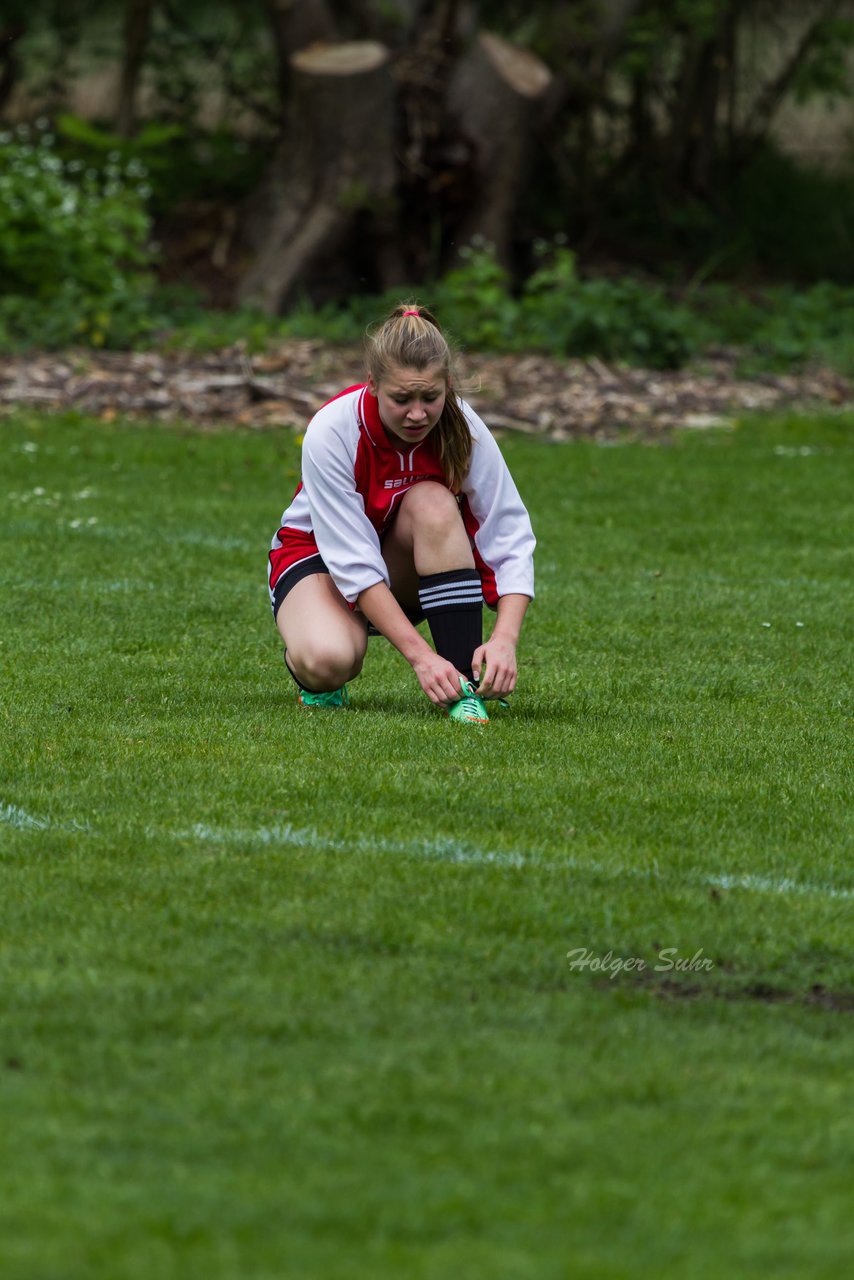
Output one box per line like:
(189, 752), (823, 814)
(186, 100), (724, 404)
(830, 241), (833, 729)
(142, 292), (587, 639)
(418, 569), (483, 684)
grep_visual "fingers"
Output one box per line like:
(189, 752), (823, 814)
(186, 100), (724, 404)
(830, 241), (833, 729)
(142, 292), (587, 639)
(416, 645), (519, 705)
(436, 672), (464, 705)
(476, 649), (517, 698)
(415, 656), (465, 706)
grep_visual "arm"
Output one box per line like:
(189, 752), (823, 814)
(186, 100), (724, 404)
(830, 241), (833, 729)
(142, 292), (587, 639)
(459, 403), (536, 601)
(473, 593), (530, 697)
(459, 403), (536, 696)
(300, 409), (389, 602)
(357, 581), (465, 706)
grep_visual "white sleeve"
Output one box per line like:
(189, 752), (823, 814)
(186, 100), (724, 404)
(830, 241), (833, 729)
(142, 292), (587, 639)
(461, 402), (536, 598)
(300, 413), (390, 604)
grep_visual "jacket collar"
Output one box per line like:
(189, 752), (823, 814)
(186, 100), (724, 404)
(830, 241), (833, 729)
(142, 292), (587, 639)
(359, 385), (388, 447)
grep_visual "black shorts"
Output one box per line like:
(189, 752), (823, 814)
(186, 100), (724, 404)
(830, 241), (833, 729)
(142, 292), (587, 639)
(271, 554), (425, 630)
(271, 554), (328, 618)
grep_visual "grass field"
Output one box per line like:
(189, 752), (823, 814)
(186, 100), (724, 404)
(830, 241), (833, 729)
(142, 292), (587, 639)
(1, 405), (852, 1279)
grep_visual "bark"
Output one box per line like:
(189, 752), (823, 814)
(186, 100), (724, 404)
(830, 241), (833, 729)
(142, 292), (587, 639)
(237, 41), (398, 313)
(115, 0), (155, 137)
(391, 0), (469, 277)
(0, 24), (25, 116)
(262, 0), (338, 114)
(446, 31), (553, 266)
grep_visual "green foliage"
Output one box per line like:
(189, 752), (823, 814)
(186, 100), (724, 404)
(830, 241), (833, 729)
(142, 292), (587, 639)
(518, 243), (696, 368)
(793, 17), (854, 105)
(0, 121), (156, 349)
(54, 114), (266, 213)
(693, 281), (854, 373)
(190, 240), (696, 368)
(427, 240), (697, 368)
(2, 127), (853, 375)
(432, 239), (520, 349)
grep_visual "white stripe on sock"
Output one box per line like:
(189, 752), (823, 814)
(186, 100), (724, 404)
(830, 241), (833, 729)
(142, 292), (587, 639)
(419, 576), (480, 596)
(419, 585), (483, 605)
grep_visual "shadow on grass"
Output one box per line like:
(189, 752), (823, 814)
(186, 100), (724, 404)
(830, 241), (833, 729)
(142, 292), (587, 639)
(240, 686), (596, 725)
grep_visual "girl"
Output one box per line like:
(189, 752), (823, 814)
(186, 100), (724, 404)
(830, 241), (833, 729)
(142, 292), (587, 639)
(268, 303), (536, 725)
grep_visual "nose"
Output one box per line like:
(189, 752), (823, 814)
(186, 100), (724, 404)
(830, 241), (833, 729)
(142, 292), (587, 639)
(406, 401), (428, 422)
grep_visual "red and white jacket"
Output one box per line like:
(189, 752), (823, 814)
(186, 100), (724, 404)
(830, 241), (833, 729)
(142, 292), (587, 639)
(268, 384), (535, 608)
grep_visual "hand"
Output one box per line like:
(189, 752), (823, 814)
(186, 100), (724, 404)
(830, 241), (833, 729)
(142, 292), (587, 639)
(472, 635), (517, 699)
(411, 651), (467, 706)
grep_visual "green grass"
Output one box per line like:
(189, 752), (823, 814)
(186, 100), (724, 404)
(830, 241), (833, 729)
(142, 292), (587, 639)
(1, 407), (853, 1279)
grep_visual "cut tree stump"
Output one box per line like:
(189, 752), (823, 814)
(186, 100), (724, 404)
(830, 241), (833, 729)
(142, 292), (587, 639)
(237, 41), (398, 313)
(447, 31), (553, 266)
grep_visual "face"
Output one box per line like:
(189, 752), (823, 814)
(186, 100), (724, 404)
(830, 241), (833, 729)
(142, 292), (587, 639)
(368, 362), (447, 446)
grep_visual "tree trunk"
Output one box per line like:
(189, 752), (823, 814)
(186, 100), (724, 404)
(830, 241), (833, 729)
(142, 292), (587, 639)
(263, 0), (338, 114)
(237, 41), (398, 312)
(662, 0), (744, 199)
(115, 0), (155, 137)
(0, 24), (25, 116)
(446, 31), (552, 266)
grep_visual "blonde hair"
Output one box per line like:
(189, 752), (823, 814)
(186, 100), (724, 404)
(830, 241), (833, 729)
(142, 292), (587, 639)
(365, 302), (472, 492)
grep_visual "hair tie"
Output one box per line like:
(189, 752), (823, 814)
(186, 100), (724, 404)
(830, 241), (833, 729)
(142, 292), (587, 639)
(402, 309), (421, 317)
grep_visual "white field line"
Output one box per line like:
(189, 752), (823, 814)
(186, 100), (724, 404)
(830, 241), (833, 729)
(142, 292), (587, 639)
(184, 821), (854, 900)
(183, 822), (538, 870)
(707, 873), (854, 901)
(4, 802), (852, 902)
(0, 803), (50, 831)
(0, 802), (90, 834)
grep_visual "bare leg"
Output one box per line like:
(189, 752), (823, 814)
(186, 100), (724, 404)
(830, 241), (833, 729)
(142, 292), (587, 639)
(382, 482), (475, 594)
(276, 573), (367, 692)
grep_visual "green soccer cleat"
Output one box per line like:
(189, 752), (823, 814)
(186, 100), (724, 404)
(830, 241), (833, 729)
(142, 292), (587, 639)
(297, 685), (349, 709)
(447, 677), (489, 726)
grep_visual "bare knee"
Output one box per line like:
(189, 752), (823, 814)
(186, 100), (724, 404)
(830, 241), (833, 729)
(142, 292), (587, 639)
(397, 481), (473, 574)
(277, 574), (367, 690)
(288, 638), (364, 691)
(400, 481), (461, 532)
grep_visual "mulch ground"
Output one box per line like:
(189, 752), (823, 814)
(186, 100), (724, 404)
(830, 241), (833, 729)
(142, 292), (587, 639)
(1, 343), (850, 439)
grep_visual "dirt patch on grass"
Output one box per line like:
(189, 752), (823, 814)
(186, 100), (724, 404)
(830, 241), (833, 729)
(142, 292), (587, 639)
(639, 976), (854, 1013)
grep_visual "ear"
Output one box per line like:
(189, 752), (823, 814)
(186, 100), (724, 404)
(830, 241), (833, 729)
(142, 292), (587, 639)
(367, 373), (378, 396)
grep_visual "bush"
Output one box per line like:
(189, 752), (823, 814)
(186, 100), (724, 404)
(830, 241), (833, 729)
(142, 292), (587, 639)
(518, 244), (697, 368)
(692, 280), (854, 372)
(432, 241), (520, 350)
(145, 243), (854, 375)
(0, 121), (156, 349)
(54, 114), (267, 215)
(427, 241), (698, 368)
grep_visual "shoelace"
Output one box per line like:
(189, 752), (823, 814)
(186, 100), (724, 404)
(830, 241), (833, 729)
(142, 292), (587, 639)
(457, 692), (488, 718)
(472, 687), (511, 710)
